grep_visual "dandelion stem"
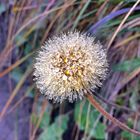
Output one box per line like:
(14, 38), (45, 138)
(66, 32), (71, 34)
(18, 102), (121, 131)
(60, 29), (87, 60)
(86, 93), (140, 136)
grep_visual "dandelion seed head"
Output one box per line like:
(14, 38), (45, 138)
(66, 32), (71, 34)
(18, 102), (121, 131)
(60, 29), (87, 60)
(33, 31), (108, 103)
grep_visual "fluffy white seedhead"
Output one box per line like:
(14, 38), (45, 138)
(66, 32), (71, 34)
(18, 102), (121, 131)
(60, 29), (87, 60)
(33, 31), (108, 103)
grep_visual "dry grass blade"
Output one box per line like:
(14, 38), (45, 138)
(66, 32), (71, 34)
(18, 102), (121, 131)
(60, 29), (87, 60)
(96, 0), (109, 17)
(83, 103), (91, 140)
(108, 0), (140, 49)
(7, 85), (35, 115)
(0, 51), (34, 78)
(86, 93), (140, 136)
(110, 66), (140, 100)
(75, 100), (86, 140)
(114, 33), (140, 48)
(41, 0), (74, 43)
(30, 100), (47, 140)
(0, 66), (32, 121)
(93, 92), (140, 116)
(12, 2), (76, 41)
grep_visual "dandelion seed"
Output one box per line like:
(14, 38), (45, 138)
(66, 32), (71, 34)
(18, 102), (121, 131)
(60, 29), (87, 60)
(33, 31), (108, 103)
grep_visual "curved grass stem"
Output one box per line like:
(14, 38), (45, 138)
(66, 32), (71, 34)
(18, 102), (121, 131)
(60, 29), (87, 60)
(86, 93), (140, 136)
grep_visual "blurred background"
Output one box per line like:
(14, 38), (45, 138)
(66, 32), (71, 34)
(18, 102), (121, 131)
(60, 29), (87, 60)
(0, 0), (140, 140)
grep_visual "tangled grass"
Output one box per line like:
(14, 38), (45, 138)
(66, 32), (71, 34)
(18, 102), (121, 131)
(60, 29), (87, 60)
(0, 0), (140, 139)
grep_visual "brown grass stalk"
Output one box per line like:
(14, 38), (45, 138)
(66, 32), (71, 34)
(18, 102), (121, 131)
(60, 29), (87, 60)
(86, 93), (140, 136)
(108, 0), (140, 49)
(30, 100), (47, 140)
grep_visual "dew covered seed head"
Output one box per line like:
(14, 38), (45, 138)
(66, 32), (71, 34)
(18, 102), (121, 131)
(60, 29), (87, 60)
(33, 31), (108, 103)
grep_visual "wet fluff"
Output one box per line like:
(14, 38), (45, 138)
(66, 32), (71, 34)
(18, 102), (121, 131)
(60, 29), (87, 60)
(33, 31), (108, 103)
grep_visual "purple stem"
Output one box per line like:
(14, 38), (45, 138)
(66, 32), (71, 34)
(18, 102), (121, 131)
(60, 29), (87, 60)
(45, 0), (56, 11)
(88, 7), (140, 34)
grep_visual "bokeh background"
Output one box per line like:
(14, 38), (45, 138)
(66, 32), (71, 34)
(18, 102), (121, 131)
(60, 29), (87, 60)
(0, 0), (140, 140)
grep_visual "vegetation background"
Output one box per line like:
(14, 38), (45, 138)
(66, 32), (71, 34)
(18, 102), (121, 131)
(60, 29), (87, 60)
(0, 0), (140, 140)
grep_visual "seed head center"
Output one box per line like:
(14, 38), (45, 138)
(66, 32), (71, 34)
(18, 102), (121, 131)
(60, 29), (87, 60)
(53, 49), (86, 80)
